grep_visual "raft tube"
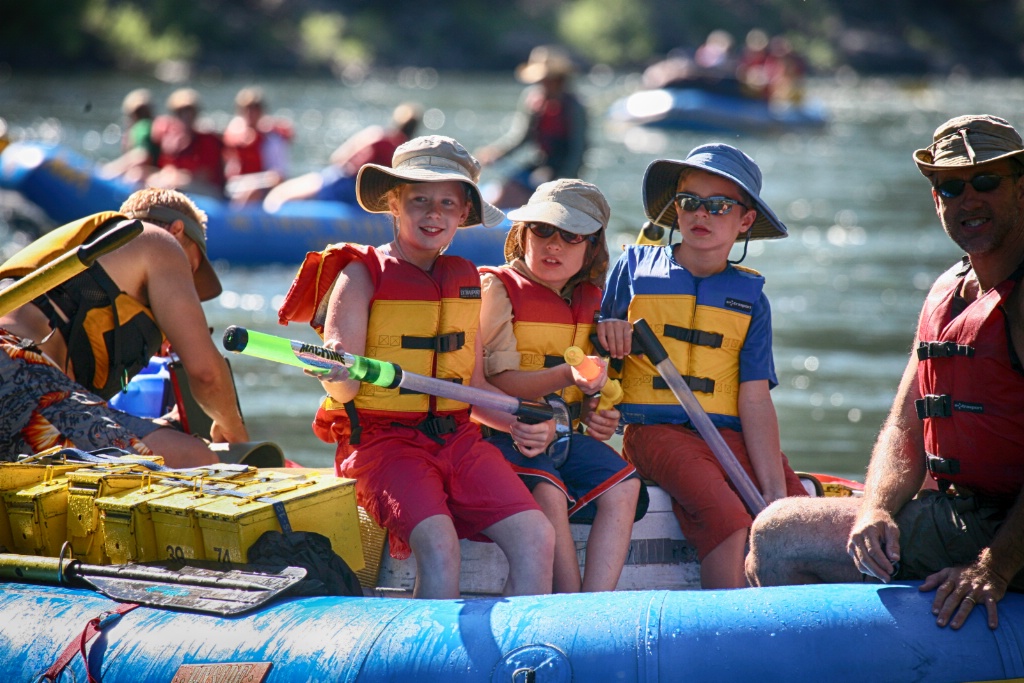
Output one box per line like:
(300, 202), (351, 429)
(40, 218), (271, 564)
(2, 581), (1022, 682)
(0, 141), (510, 266)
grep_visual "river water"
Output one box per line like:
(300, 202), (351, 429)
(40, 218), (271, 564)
(3, 71), (1023, 477)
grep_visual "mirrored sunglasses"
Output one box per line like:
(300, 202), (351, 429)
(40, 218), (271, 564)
(934, 173), (1016, 199)
(526, 222), (597, 245)
(674, 192), (746, 216)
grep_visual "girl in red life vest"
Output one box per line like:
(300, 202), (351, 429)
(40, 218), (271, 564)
(479, 179), (645, 593)
(289, 136), (555, 599)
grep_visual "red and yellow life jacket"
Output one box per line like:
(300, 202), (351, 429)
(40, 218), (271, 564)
(0, 212), (163, 399)
(278, 243), (481, 442)
(915, 259), (1024, 501)
(481, 266), (600, 423)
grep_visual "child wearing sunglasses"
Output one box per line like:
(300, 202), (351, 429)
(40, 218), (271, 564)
(479, 178), (645, 593)
(597, 143), (807, 589)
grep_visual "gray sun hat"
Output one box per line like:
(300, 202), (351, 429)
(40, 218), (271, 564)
(355, 135), (505, 228)
(642, 143), (788, 241)
(505, 178), (610, 262)
(913, 114), (1024, 175)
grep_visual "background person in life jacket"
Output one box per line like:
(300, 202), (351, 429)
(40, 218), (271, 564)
(223, 86), (294, 205)
(0, 188), (248, 467)
(262, 102), (421, 213)
(474, 45), (588, 210)
(747, 114), (1024, 632)
(100, 87), (161, 184)
(148, 88), (227, 199)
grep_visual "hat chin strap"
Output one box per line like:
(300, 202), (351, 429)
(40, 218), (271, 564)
(728, 230), (751, 265)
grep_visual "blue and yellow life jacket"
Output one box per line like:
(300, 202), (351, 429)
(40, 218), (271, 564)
(615, 251), (765, 431)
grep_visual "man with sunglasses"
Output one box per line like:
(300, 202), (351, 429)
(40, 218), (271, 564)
(747, 114), (1024, 631)
(598, 143), (807, 589)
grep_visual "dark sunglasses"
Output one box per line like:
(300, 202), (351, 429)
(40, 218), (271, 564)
(526, 222), (597, 245)
(934, 173), (1017, 199)
(674, 192), (746, 216)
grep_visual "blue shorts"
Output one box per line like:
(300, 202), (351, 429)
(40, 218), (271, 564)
(314, 167), (358, 204)
(487, 431), (645, 521)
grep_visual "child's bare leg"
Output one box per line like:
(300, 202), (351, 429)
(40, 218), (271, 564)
(533, 481), (581, 593)
(483, 509), (555, 596)
(408, 514), (461, 599)
(581, 478), (640, 592)
(699, 527), (749, 589)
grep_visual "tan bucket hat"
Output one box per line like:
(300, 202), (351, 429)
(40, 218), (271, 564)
(515, 45), (576, 84)
(505, 179), (609, 261)
(913, 114), (1024, 175)
(356, 135), (504, 228)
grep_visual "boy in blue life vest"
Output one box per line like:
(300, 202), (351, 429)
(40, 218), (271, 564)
(597, 143), (807, 588)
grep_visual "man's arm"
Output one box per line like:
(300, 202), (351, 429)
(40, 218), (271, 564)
(846, 350), (927, 581)
(141, 232), (248, 443)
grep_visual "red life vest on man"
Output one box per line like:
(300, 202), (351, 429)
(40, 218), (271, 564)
(915, 259), (1024, 501)
(153, 116), (226, 190)
(222, 116), (294, 176)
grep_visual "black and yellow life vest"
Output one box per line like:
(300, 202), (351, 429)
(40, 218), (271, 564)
(0, 212), (163, 399)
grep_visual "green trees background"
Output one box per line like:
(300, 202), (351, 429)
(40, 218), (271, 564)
(3, 0), (1023, 77)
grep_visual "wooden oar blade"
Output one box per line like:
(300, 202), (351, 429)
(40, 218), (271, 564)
(78, 562), (307, 616)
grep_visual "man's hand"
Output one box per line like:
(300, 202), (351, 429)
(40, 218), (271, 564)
(922, 561), (1007, 630)
(847, 506), (901, 582)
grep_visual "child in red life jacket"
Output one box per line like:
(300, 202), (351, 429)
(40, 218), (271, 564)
(277, 136), (554, 599)
(479, 179), (646, 593)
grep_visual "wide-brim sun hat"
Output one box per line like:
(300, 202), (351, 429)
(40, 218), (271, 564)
(515, 45), (576, 85)
(913, 114), (1024, 175)
(356, 135), (504, 228)
(642, 143), (788, 241)
(505, 178), (609, 261)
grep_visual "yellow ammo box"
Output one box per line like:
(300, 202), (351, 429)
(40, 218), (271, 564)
(0, 459), (90, 553)
(146, 465), (260, 562)
(66, 468), (152, 564)
(4, 476), (70, 556)
(95, 464), (255, 564)
(194, 472), (364, 571)
(95, 478), (184, 564)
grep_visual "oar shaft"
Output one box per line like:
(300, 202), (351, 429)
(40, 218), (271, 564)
(223, 326), (554, 423)
(632, 319), (767, 515)
(0, 220), (143, 318)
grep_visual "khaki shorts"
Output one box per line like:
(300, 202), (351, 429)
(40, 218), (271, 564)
(895, 489), (1024, 591)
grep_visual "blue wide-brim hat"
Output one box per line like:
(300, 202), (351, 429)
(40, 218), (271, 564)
(642, 143), (788, 241)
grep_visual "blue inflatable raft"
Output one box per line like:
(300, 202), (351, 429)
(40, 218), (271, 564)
(2, 580), (1021, 682)
(0, 141), (510, 266)
(606, 87), (828, 134)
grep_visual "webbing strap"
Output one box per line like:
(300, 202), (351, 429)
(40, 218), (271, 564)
(41, 602), (139, 683)
(653, 374), (716, 394)
(401, 331), (465, 353)
(663, 324), (724, 349)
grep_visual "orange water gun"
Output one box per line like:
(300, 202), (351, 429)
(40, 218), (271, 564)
(563, 346), (623, 413)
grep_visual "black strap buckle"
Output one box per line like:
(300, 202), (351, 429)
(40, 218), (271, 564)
(663, 324), (724, 349)
(543, 355), (565, 368)
(916, 341), (975, 360)
(653, 375), (716, 394)
(400, 414), (459, 444)
(402, 332), (465, 353)
(926, 453), (961, 476)
(915, 394), (952, 419)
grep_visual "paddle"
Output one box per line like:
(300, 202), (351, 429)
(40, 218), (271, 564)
(0, 219), (143, 318)
(631, 318), (767, 515)
(0, 553), (306, 616)
(221, 326), (572, 459)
